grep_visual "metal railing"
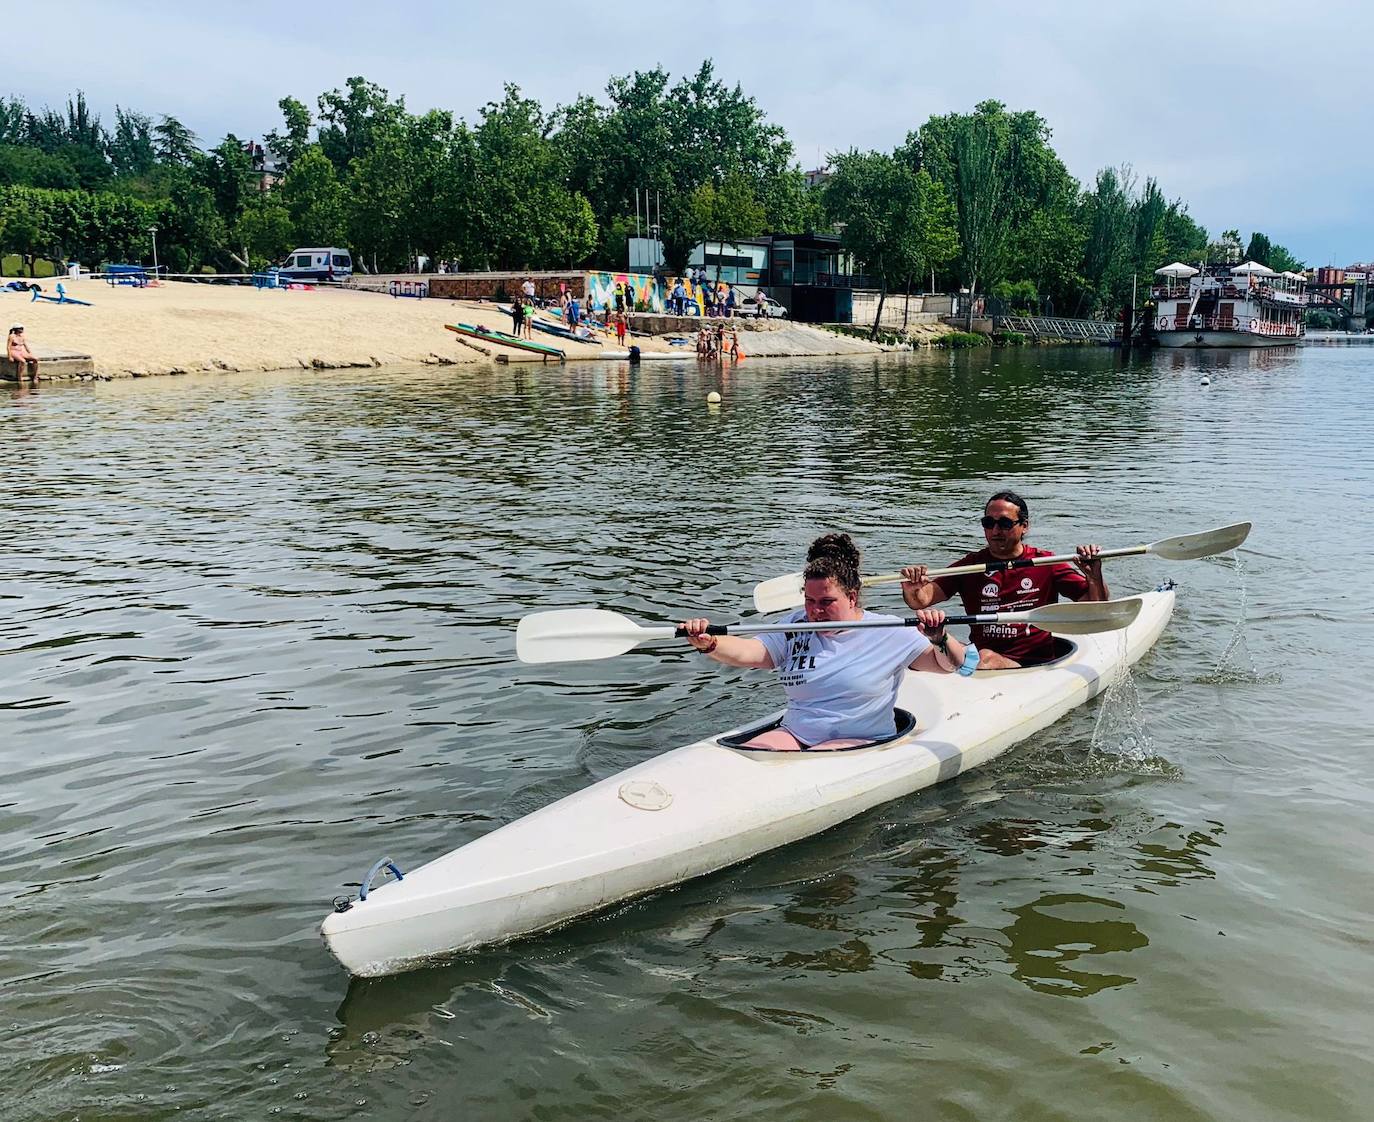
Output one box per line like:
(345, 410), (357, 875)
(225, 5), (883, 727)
(1153, 314), (1301, 337)
(999, 315), (1117, 340)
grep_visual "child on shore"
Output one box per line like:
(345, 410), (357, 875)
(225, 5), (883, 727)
(614, 312), (627, 346)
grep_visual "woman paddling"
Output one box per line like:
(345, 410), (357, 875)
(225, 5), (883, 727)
(681, 533), (968, 751)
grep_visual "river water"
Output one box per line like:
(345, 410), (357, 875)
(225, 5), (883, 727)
(2, 342), (1370, 1121)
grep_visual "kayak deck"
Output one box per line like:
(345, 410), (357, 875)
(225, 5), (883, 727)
(322, 586), (1175, 976)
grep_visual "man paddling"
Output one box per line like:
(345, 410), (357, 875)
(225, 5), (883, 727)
(901, 490), (1106, 669)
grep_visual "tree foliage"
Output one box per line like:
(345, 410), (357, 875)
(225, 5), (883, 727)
(0, 76), (1291, 317)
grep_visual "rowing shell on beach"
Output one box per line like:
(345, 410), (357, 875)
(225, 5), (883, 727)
(321, 587), (1173, 977)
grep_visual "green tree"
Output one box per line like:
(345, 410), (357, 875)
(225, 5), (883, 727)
(235, 200), (295, 267)
(1244, 230), (1272, 266)
(0, 195), (45, 274)
(691, 172), (766, 281)
(202, 134), (259, 227)
(1266, 243), (1304, 273)
(1078, 165), (1136, 316)
(317, 76), (406, 174)
(0, 145), (79, 189)
(279, 146), (346, 247)
(153, 115), (199, 166)
(914, 101), (1025, 322)
(264, 96), (313, 171)
(585, 61), (796, 275)
(109, 107), (156, 177)
(157, 176), (226, 271)
(1207, 228), (1243, 264)
(825, 151), (959, 338)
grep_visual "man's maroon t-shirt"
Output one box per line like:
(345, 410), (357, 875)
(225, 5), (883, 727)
(931, 545), (1089, 664)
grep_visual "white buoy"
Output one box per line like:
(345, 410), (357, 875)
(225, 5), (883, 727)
(706, 391), (722, 404)
(1200, 375), (1211, 386)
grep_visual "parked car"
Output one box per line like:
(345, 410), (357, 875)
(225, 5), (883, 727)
(276, 247), (353, 282)
(748, 293), (788, 319)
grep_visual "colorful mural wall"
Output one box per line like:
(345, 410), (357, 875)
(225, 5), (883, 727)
(586, 271), (664, 314)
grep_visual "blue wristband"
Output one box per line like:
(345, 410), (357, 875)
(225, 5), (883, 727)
(957, 645), (980, 677)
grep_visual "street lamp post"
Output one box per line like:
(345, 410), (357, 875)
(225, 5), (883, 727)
(148, 225), (159, 274)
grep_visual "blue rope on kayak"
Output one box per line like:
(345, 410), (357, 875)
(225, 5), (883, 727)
(358, 855), (405, 901)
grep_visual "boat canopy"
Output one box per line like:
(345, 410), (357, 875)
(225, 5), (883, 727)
(1155, 261), (1199, 277)
(1231, 261), (1277, 276)
(1280, 271), (1306, 281)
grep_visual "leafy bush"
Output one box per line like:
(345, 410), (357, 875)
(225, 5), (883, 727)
(991, 329), (1027, 345)
(934, 331), (988, 348)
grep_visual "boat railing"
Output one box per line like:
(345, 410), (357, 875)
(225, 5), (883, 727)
(1254, 285), (1308, 306)
(1155, 314), (1301, 336)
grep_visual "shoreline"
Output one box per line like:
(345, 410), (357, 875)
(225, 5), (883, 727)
(1, 279), (915, 382)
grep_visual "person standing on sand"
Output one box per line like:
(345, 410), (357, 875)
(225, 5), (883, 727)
(522, 298), (536, 339)
(522, 276), (536, 308)
(510, 299), (524, 336)
(7, 324), (38, 383)
(614, 312), (627, 346)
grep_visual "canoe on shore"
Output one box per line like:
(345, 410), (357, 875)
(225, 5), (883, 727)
(445, 322), (565, 360)
(321, 584), (1176, 977)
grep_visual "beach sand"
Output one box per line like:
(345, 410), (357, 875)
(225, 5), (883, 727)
(9, 277), (890, 379)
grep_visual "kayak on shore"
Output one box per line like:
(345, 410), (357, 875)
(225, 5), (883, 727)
(445, 322), (566, 360)
(321, 584), (1176, 977)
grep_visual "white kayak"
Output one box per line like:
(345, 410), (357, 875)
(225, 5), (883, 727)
(321, 584), (1176, 976)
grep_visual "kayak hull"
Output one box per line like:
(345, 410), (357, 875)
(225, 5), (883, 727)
(445, 322), (565, 359)
(322, 588), (1175, 976)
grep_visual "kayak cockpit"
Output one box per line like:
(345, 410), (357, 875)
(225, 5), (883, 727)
(973, 636), (1080, 674)
(717, 707), (920, 753)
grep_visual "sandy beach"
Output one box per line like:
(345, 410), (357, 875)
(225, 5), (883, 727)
(9, 278), (893, 379)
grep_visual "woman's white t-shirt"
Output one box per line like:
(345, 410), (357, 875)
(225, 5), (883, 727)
(755, 610), (930, 744)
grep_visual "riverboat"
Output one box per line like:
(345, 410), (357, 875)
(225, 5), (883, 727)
(1151, 260), (1306, 348)
(320, 587), (1174, 977)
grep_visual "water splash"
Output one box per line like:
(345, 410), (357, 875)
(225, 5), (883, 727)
(1089, 631), (1154, 763)
(1198, 550), (1274, 685)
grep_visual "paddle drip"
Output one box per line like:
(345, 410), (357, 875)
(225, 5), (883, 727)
(1199, 550), (1267, 684)
(1089, 629), (1153, 762)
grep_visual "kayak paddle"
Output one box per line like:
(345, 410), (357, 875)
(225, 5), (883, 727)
(516, 598), (1144, 664)
(751, 522), (1251, 614)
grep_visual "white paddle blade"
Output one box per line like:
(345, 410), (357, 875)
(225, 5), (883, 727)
(752, 570), (805, 614)
(1150, 521), (1251, 561)
(1024, 597), (1143, 635)
(516, 609), (673, 664)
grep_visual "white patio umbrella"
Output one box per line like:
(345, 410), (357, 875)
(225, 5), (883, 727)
(1154, 262), (1199, 278)
(1231, 261), (1276, 276)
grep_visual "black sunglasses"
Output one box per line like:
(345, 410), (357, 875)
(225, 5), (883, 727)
(980, 515), (1024, 530)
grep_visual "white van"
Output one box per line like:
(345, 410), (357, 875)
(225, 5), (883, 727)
(277, 247), (353, 282)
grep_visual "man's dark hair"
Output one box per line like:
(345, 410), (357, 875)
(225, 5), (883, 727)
(986, 490), (1029, 524)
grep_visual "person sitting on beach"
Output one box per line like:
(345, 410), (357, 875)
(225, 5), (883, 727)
(900, 490), (1106, 669)
(681, 533), (967, 751)
(6, 324), (38, 384)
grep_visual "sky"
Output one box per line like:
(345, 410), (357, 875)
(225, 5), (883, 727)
(10, 1), (1370, 265)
